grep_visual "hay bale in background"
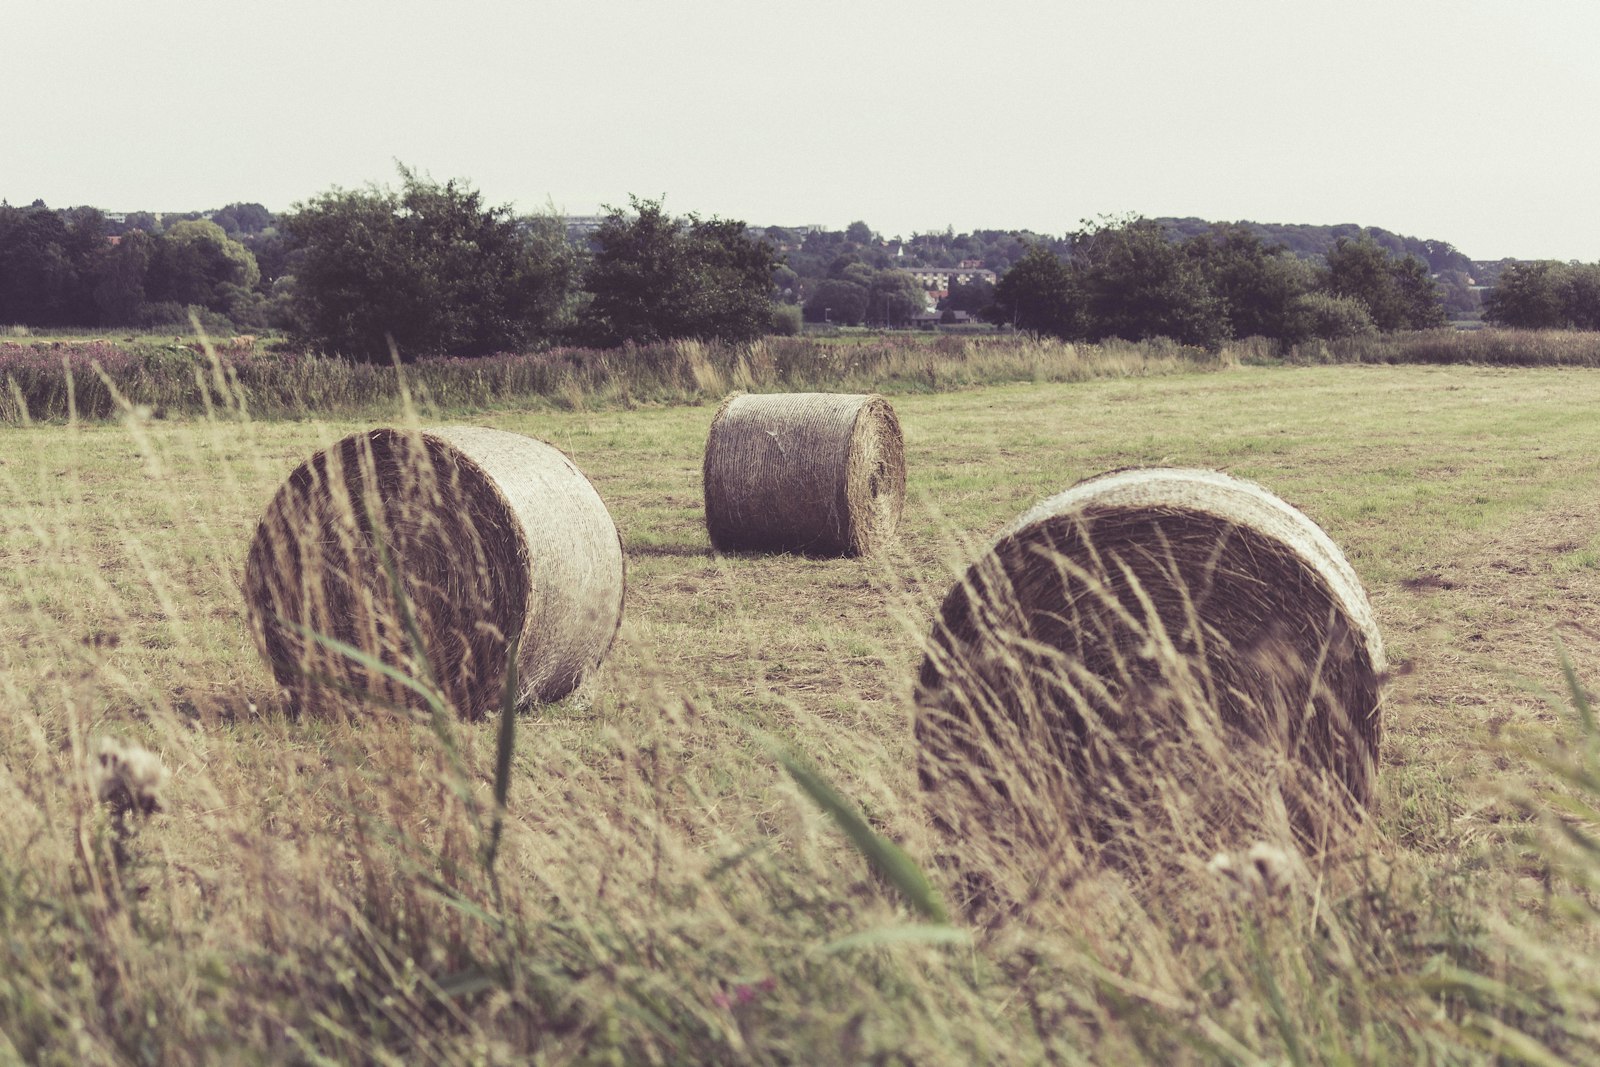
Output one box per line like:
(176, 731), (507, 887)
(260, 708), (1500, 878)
(243, 426), (625, 718)
(916, 468), (1386, 873)
(703, 392), (905, 555)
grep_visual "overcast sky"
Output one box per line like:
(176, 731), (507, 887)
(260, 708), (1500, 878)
(7, 0), (1597, 261)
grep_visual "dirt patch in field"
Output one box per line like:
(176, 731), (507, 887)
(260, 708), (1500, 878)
(1399, 574), (1457, 592)
(1370, 497), (1600, 842)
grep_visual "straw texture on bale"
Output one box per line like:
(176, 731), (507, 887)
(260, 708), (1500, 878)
(243, 426), (625, 718)
(916, 467), (1387, 842)
(702, 392), (905, 555)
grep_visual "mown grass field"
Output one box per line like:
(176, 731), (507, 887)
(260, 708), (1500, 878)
(6, 361), (1600, 1063)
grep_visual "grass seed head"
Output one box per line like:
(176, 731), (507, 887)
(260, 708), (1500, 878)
(93, 735), (170, 817)
(1207, 842), (1300, 902)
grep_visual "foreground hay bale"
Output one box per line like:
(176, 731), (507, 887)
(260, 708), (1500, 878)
(915, 468), (1386, 889)
(244, 426), (624, 718)
(702, 392), (905, 555)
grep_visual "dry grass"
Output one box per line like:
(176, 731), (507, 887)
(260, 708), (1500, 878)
(1296, 327), (1600, 367)
(5, 360), (1600, 1062)
(0, 333), (1227, 425)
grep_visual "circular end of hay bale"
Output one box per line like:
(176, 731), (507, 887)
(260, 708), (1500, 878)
(243, 426), (624, 717)
(702, 392), (905, 556)
(916, 467), (1386, 853)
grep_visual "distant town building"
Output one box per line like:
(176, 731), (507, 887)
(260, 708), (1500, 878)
(910, 309), (977, 329)
(564, 215), (608, 238)
(906, 266), (997, 291)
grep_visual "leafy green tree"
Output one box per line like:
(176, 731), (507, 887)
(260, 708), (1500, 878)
(1288, 291), (1376, 341)
(210, 202), (273, 235)
(1183, 224), (1313, 342)
(1561, 264), (1600, 330)
(1322, 237), (1444, 331)
(1483, 261), (1600, 330)
(122, 211), (161, 235)
(975, 233), (1027, 273)
(770, 303), (803, 335)
(1070, 217), (1227, 347)
(836, 262), (876, 291)
(771, 264), (799, 303)
(1420, 238), (1473, 275)
(827, 254), (866, 280)
(991, 244), (1077, 337)
(245, 229), (293, 285)
(865, 269), (928, 326)
(845, 220), (875, 244)
(283, 167), (579, 359)
(149, 220), (260, 310)
(578, 196), (779, 346)
(941, 276), (996, 316)
(802, 278), (869, 324)
(92, 228), (156, 324)
(0, 203), (122, 325)
(1433, 269), (1480, 317)
(1389, 255), (1447, 330)
(1485, 260), (1555, 328)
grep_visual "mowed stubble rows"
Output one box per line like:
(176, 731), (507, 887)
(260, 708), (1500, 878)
(6, 362), (1600, 859)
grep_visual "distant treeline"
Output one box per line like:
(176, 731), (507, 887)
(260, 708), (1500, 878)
(761, 216), (1477, 276)
(0, 202), (283, 334)
(980, 220), (1447, 348)
(1480, 261), (1600, 330)
(766, 216), (1488, 321)
(0, 173), (1581, 358)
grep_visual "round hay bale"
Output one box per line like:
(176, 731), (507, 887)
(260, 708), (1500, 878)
(702, 392), (905, 555)
(916, 467), (1386, 867)
(243, 426), (624, 718)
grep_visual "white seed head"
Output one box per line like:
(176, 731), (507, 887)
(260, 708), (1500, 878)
(1246, 842), (1295, 897)
(1208, 841), (1299, 902)
(93, 736), (170, 816)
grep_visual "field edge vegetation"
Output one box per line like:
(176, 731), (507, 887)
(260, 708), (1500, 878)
(10, 327), (1600, 426)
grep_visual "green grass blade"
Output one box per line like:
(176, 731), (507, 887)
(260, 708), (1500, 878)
(1559, 641), (1596, 737)
(774, 749), (949, 925)
(493, 634), (520, 810)
(1412, 966), (1543, 1016)
(1461, 1013), (1571, 1067)
(1248, 923), (1309, 1067)
(483, 634), (520, 877)
(822, 923), (971, 954)
(418, 885), (506, 933)
(433, 965), (502, 1000)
